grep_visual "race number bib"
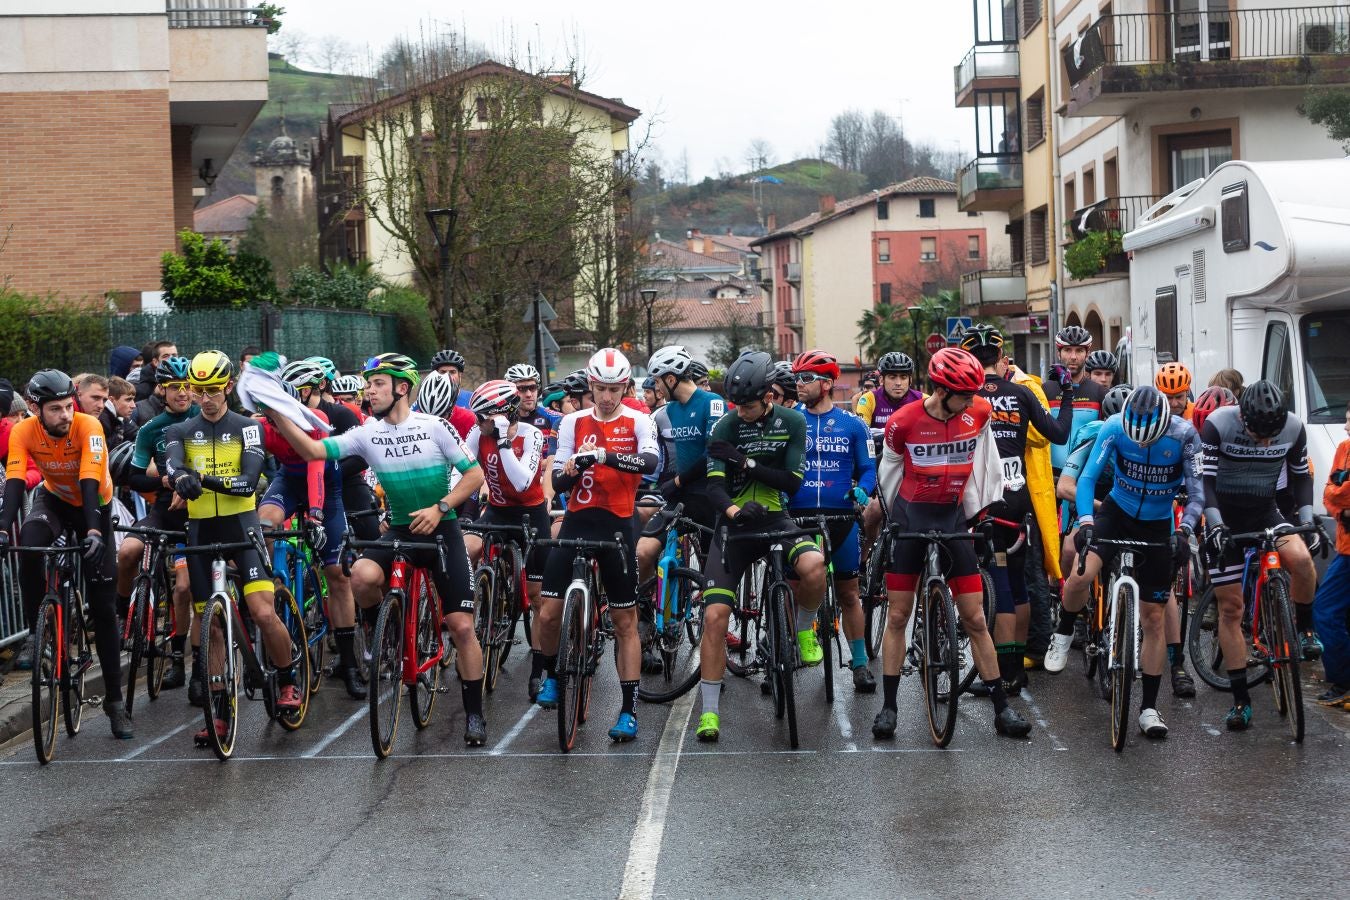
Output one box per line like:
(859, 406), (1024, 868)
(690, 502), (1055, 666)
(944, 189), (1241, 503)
(1001, 457), (1025, 492)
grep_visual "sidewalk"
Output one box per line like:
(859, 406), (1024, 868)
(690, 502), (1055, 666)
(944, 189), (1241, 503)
(0, 646), (111, 748)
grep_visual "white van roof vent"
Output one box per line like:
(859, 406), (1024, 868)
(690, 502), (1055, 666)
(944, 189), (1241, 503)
(1193, 249), (1207, 304)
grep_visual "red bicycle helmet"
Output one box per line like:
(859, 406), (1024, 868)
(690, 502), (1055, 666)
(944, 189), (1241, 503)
(928, 347), (986, 393)
(1191, 385), (1236, 434)
(791, 349), (840, 380)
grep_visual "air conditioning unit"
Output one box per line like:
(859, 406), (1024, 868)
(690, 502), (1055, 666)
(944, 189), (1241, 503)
(1300, 20), (1349, 55)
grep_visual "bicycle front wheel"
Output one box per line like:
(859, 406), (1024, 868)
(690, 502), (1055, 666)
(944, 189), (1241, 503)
(922, 581), (960, 748)
(368, 592), (404, 759)
(863, 534), (889, 661)
(473, 566), (497, 693)
(61, 595), (89, 738)
(638, 573), (703, 704)
(771, 587), (798, 749)
(199, 597), (239, 762)
(1109, 585), (1136, 753)
(556, 586), (588, 752)
(409, 583), (440, 730)
(820, 587), (837, 705)
(275, 588), (311, 732)
(30, 600), (59, 765)
(1264, 576), (1303, 743)
(124, 578), (149, 716)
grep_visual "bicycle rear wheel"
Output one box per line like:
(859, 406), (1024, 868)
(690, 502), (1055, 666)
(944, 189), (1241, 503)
(1187, 585), (1228, 691)
(473, 566), (497, 693)
(409, 582), (440, 730)
(199, 597), (239, 762)
(556, 586), (587, 752)
(863, 533), (889, 661)
(771, 586), (798, 749)
(495, 550), (522, 670)
(820, 586), (837, 704)
(61, 594), (89, 738)
(124, 578), (149, 716)
(1109, 585), (1136, 753)
(30, 600), (59, 765)
(368, 591), (404, 758)
(958, 569), (993, 694)
(275, 588), (311, 731)
(639, 573), (704, 703)
(146, 572), (173, 701)
(1264, 576), (1303, 743)
(922, 581), (960, 748)
(302, 565), (327, 694)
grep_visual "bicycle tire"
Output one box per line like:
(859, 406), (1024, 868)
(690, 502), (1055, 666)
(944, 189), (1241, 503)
(959, 569), (994, 694)
(1265, 575), (1304, 742)
(638, 573), (704, 703)
(275, 588), (311, 731)
(409, 581), (439, 730)
(31, 600), (59, 765)
(494, 551), (519, 671)
(1187, 584), (1272, 692)
(863, 532), (890, 661)
(146, 570), (172, 701)
(556, 586), (587, 752)
(1109, 583), (1136, 753)
(368, 591), (404, 759)
(923, 581), (960, 748)
(473, 566), (497, 693)
(303, 564), (327, 695)
(199, 596), (239, 762)
(61, 593), (89, 738)
(819, 588), (837, 704)
(771, 586), (799, 749)
(1081, 585), (1100, 681)
(125, 577), (150, 717)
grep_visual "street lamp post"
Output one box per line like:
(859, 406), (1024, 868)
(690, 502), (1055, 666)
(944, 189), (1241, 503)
(907, 304), (923, 369)
(532, 284), (547, 379)
(424, 207), (458, 347)
(640, 288), (659, 363)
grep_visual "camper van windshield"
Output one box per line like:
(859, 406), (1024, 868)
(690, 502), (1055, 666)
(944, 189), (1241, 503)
(1302, 312), (1350, 424)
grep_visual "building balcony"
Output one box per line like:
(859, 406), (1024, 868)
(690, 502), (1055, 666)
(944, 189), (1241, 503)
(957, 156), (1023, 212)
(783, 262), (802, 284)
(1064, 6), (1350, 116)
(1064, 195), (1163, 281)
(954, 43), (1021, 107)
(758, 306), (803, 328)
(961, 266), (1027, 317)
(1066, 195), (1164, 240)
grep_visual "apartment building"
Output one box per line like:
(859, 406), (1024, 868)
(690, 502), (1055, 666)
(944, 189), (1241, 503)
(0, 1), (269, 306)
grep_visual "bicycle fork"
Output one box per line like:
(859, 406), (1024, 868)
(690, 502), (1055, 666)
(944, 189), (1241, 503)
(1106, 555), (1141, 679)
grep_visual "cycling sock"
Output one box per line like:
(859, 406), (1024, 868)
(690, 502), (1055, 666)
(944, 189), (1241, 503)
(794, 606), (817, 634)
(171, 635), (187, 657)
(541, 653), (558, 679)
(1229, 668), (1251, 707)
(334, 627), (357, 669)
(461, 678), (484, 717)
(1141, 673), (1161, 711)
(700, 679), (721, 715)
(983, 678), (1008, 715)
(277, 667), (297, 687)
(995, 642), (1023, 684)
(116, 593), (131, 619)
(1167, 642), (1182, 668)
(530, 649), (546, 681)
(620, 680), (639, 717)
(882, 673), (901, 710)
(1295, 602), (1313, 632)
(1055, 607), (1077, 636)
(849, 638), (867, 669)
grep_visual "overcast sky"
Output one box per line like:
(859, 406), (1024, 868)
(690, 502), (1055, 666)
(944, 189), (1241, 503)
(277, 0), (974, 181)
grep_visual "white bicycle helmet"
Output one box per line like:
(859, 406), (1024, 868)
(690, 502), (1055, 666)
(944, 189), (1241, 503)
(504, 363), (539, 383)
(282, 358), (327, 391)
(585, 348), (631, 385)
(647, 345), (693, 378)
(331, 374), (364, 395)
(470, 379), (520, 417)
(416, 370), (458, 417)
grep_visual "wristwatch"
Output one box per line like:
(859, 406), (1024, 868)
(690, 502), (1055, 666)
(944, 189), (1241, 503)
(436, 500), (451, 515)
(745, 458), (756, 470)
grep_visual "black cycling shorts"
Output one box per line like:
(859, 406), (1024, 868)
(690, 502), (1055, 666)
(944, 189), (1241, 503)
(475, 502), (552, 582)
(186, 511), (271, 611)
(1088, 497), (1174, 603)
(701, 512), (820, 609)
(361, 519), (475, 615)
(1208, 503), (1288, 587)
(540, 508), (637, 610)
(885, 500), (981, 596)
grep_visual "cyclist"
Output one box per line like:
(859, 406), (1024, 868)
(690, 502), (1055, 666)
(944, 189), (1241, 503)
(1191, 385), (1236, 435)
(769, 361), (799, 409)
(1199, 380), (1320, 730)
(1048, 385), (1202, 740)
(1056, 383), (1132, 577)
(1085, 350), (1117, 389)
(0, 369), (131, 738)
(506, 363), (560, 500)
(165, 351), (302, 744)
(960, 325), (1074, 695)
(870, 348), (1031, 740)
(116, 355), (196, 695)
(533, 349), (658, 742)
(1042, 325), (1107, 477)
(642, 376), (661, 412)
(431, 348), (473, 409)
(418, 369), (476, 439)
(264, 352), (489, 744)
(561, 370), (593, 411)
(789, 349), (878, 692)
(331, 374), (364, 410)
(461, 379), (551, 699)
(689, 361), (713, 393)
(258, 359), (364, 700)
(1156, 362), (1194, 421)
(854, 351), (922, 452)
(693, 351), (826, 743)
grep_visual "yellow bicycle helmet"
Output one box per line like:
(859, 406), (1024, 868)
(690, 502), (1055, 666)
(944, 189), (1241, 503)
(189, 350), (233, 387)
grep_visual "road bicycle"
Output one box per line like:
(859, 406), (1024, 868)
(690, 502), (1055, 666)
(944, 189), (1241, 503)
(264, 522), (330, 694)
(462, 517), (535, 693)
(115, 523), (183, 716)
(8, 539), (94, 765)
(794, 511), (861, 704)
(535, 532), (627, 753)
(637, 505), (711, 704)
(189, 534), (310, 762)
(342, 533), (449, 759)
(968, 514), (1024, 697)
(860, 497), (893, 661)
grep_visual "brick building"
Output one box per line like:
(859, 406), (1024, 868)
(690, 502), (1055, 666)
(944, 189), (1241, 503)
(0, 1), (269, 307)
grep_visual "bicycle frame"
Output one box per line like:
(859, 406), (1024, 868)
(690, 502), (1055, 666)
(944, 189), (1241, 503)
(268, 527), (328, 663)
(388, 554), (445, 684)
(1230, 523), (1317, 666)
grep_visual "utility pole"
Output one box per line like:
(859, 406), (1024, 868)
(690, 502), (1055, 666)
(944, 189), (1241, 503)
(424, 207), (458, 346)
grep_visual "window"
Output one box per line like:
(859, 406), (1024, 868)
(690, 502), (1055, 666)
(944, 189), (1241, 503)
(1104, 154), (1119, 200)
(918, 198), (935, 218)
(1025, 90), (1045, 148)
(1008, 219), (1025, 265)
(1021, 0), (1042, 36)
(475, 97), (502, 121)
(1221, 180), (1249, 253)
(1155, 287), (1179, 364)
(968, 235), (981, 259)
(1263, 320), (1295, 413)
(876, 199), (889, 220)
(877, 238), (891, 262)
(1082, 165), (1096, 206)
(879, 283), (892, 304)
(271, 175), (284, 200)
(1064, 176), (1077, 235)
(1026, 207), (1048, 264)
(922, 281), (939, 298)
(920, 237), (937, 261)
(1167, 130), (1232, 191)
(1301, 312), (1350, 423)
(967, 210), (979, 217)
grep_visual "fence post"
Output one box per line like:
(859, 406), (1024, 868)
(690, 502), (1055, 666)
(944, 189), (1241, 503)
(261, 304), (280, 352)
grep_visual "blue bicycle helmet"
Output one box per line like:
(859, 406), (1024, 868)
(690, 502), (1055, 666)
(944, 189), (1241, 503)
(1121, 385), (1171, 446)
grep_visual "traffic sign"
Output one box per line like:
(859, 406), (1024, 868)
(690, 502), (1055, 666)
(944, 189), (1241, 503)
(526, 329), (560, 355)
(925, 332), (946, 355)
(946, 316), (973, 343)
(523, 296), (558, 323)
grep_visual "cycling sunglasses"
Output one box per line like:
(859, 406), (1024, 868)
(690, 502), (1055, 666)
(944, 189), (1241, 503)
(793, 372), (829, 384)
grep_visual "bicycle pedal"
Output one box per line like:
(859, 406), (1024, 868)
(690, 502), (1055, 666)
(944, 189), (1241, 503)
(84, 695), (103, 706)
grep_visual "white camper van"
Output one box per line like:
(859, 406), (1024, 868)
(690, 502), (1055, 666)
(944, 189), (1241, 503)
(1123, 158), (1350, 512)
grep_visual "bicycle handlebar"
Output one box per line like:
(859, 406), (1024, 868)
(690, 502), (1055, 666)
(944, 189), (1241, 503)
(1227, 522), (1319, 545)
(114, 524), (187, 542)
(339, 533), (448, 578)
(886, 529), (984, 543)
(532, 533), (629, 575)
(720, 526), (820, 545)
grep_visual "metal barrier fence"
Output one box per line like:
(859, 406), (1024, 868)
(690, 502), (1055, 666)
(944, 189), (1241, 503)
(0, 509), (27, 651)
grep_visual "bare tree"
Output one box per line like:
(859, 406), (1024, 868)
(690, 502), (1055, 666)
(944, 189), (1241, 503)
(270, 29), (309, 67)
(745, 138), (774, 173)
(313, 33), (355, 74)
(861, 110), (907, 189)
(674, 148), (690, 186)
(824, 109), (866, 172)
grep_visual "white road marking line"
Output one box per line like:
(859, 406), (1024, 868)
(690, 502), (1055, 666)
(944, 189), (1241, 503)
(618, 688), (696, 900)
(833, 697), (857, 752)
(490, 704), (540, 756)
(1020, 688), (1068, 750)
(1201, 723), (1222, 736)
(120, 720), (195, 760)
(303, 703), (370, 758)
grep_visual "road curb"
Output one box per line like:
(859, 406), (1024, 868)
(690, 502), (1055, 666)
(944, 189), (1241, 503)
(0, 662), (110, 749)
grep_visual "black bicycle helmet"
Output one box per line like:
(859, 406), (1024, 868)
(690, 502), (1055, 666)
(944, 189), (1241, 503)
(1055, 325), (1093, 348)
(561, 370), (590, 396)
(723, 351), (774, 405)
(430, 348), (465, 371)
(109, 441), (136, 485)
(770, 361), (798, 401)
(877, 351), (915, 375)
(1238, 379), (1288, 438)
(1102, 383), (1133, 418)
(1085, 350), (1118, 372)
(25, 369), (76, 405)
(155, 356), (191, 384)
(959, 324), (1004, 351)
(688, 360), (710, 382)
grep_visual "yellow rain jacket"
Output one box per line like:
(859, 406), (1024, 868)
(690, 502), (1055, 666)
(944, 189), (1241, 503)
(1009, 365), (1061, 581)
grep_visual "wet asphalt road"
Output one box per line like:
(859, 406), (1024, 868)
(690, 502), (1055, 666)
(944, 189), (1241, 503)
(1, 642), (1348, 900)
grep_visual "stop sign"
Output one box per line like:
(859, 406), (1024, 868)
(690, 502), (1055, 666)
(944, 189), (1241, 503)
(925, 332), (946, 355)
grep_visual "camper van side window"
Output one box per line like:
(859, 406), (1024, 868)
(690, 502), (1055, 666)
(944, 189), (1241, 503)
(1262, 321), (1296, 414)
(1221, 182), (1249, 254)
(1155, 287), (1178, 365)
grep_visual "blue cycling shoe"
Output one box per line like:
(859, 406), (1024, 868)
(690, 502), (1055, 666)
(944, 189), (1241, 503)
(608, 712), (638, 742)
(535, 677), (559, 709)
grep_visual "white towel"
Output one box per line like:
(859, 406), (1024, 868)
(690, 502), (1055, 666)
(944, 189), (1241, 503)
(236, 359), (332, 434)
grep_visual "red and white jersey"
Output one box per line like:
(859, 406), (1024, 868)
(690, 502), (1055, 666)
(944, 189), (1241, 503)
(882, 396), (993, 505)
(555, 406), (658, 517)
(466, 421), (546, 508)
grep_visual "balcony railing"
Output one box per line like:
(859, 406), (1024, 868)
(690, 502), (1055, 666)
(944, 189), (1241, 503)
(783, 306), (804, 328)
(1067, 195), (1164, 240)
(954, 43), (1021, 106)
(1067, 6), (1350, 87)
(957, 156), (1023, 211)
(961, 266), (1027, 316)
(167, 1), (270, 27)
(784, 262), (802, 283)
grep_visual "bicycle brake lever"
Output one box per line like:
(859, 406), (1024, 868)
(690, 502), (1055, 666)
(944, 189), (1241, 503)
(339, 534), (353, 578)
(616, 532), (628, 575)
